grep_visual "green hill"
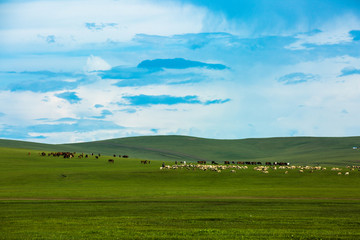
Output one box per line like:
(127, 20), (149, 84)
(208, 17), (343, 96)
(1, 135), (360, 166)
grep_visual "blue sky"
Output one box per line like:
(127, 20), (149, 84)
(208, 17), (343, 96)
(1, 0), (360, 143)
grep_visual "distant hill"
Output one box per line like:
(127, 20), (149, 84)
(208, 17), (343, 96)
(1, 135), (360, 166)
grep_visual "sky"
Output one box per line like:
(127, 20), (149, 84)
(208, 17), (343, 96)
(1, 0), (360, 143)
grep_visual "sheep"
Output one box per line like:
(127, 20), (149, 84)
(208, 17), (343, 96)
(332, 167), (342, 171)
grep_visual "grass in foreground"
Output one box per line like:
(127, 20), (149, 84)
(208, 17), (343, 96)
(1, 199), (360, 239)
(0, 147), (360, 239)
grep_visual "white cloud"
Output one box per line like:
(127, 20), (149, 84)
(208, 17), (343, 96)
(286, 14), (360, 50)
(0, 0), (207, 49)
(0, 90), (73, 126)
(85, 55), (111, 72)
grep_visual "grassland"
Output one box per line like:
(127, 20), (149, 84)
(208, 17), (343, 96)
(1, 135), (360, 166)
(1, 137), (360, 239)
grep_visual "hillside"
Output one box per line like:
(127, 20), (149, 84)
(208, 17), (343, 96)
(1, 135), (360, 166)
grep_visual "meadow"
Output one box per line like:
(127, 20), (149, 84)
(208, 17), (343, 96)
(1, 137), (360, 239)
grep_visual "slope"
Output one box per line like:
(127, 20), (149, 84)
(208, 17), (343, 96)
(1, 135), (360, 166)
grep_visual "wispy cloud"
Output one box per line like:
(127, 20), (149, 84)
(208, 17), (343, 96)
(278, 73), (318, 85)
(339, 67), (360, 77)
(2, 71), (86, 93)
(98, 67), (150, 80)
(85, 55), (112, 72)
(137, 58), (228, 70)
(204, 99), (230, 105)
(122, 95), (201, 106)
(94, 104), (104, 108)
(133, 32), (235, 50)
(55, 92), (82, 104)
(121, 94), (230, 107)
(98, 58), (225, 88)
(8, 79), (80, 93)
(0, 125), (46, 140)
(91, 110), (113, 119)
(0, 118), (124, 141)
(27, 119), (123, 133)
(38, 35), (56, 44)
(0, 0), (208, 48)
(85, 22), (118, 31)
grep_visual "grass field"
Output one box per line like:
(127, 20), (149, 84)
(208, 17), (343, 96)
(1, 138), (360, 239)
(2, 135), (360, 166)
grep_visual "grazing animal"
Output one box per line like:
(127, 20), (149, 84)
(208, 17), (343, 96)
(108, 159), (114, 163)
(122, 155), (129, 158)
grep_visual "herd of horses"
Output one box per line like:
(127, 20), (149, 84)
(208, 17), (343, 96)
(38, 151), (289, 166)
(40, 151), (129, 163)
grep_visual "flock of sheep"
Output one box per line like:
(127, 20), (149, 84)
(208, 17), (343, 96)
(160, 163), (249, 173)
(160, 163), (360, 175)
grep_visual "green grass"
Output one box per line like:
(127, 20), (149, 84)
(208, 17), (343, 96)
(0, 146), (360, 239)
(2, 200), (360, 240)
(2, 135), (360, 165)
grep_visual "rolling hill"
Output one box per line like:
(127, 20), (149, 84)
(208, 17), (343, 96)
(1, 135), (360, 166)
